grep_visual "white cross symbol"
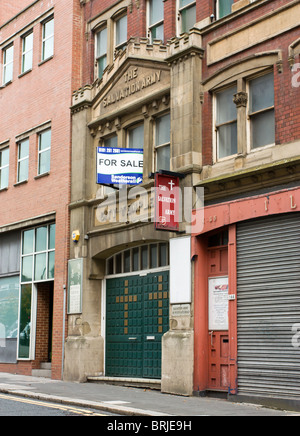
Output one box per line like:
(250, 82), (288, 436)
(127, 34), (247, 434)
(168, 180), (175, 191)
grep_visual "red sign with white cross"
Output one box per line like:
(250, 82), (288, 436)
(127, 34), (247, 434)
(154, 173), (180, 232)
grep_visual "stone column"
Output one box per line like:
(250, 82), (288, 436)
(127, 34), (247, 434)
(161, 30), (204, 396)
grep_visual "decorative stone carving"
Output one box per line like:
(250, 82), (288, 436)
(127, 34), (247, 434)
(233, 91), (248, 108)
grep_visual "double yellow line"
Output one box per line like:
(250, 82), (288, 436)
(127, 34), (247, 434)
(0, 393), (105, 416)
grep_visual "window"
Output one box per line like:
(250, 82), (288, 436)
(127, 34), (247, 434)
(106, 243), (169, 275)
(21, 224), (56, 283)
(148, 0), (164, 42)
(215, 86), (237, 159)
(115, 15), (127, 52)
(42, 17), (54, 61)
(19, 223), (55, 359)
(155, 113), (170, 171)
(17, 139), (29, 183)
(178, 0), (196, 34)
(249, 72), (275, 149)
(128, 124), (144, 149)
(217, 0), (233, 19)
(0, 148), (9, 189)
(96, 27), (107, 78)
(103, 135), (118, 148)
(38, 129), (51, 175)
(22, 32), (33, 73)
(3, 45), (14, 85)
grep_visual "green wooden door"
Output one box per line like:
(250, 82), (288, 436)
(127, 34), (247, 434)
(106, 271), (169, 379)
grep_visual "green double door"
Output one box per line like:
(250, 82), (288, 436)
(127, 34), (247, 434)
(106, 271), (169, 379)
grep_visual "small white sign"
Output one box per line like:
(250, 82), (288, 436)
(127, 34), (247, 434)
(172, 304), (191, 317)
(209, 277), (229, 331)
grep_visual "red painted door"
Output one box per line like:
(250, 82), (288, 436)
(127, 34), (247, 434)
(207, 242), (229, 391)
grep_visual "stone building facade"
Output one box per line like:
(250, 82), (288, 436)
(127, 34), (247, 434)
(66, 0), (300, 405)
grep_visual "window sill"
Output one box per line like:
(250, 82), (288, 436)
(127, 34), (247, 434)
(1, 80), (13, 88)
(0, 187), (8, 193)
(34, 171), (50, 180)
(18, 69), (32, 79)
(14, 180), (28, 187)
(38, 55), (54, 67)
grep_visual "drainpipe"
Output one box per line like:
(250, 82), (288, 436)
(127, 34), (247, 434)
(61, 284), (66, 380)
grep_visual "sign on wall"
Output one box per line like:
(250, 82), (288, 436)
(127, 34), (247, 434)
(154, 173), (180, 232)
(97, 147), (143, 185)
(68, 258), (83, 314)
(208, 277), (229, 331)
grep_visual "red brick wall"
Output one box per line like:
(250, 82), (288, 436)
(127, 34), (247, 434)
(0, 0), (80, 380)
(0, 0), (34, 25)
(201, 0), (300, 165)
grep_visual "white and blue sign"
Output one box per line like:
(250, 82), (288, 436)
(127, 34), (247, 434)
(97, 147), (144, 185)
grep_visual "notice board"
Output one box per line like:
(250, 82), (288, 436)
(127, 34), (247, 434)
(68, 258), (83, 314)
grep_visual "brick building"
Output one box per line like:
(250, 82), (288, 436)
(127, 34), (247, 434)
(0, 0), (81, 379)
(66, 0), (300, 408)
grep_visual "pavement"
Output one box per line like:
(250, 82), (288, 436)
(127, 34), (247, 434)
(0, 372), (298, 416)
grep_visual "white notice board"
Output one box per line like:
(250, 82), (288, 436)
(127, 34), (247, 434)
(208, 277), (229, 331)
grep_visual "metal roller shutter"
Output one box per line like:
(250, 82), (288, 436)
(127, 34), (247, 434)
(236, 213), (300, 398)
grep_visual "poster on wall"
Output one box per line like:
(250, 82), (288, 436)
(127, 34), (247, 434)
(68, 258), (83, 314)
(208, 277), (229, 331)
(96, 147), (144, 185)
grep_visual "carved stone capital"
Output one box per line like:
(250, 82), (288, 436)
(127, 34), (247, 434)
(233, 91), (248, 108)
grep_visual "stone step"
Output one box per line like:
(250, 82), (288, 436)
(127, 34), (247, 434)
(40, 362), (52, 370)
(31, 369), (52, 378)
(87, 376), (161, 390)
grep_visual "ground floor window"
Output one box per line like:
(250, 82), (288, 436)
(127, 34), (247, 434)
(106, 242), (169, 275)
(0, 276), (19, 363)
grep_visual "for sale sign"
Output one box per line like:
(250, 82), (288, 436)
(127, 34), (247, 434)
(97, 147), (144, 185)
(155, 173), (180, 232)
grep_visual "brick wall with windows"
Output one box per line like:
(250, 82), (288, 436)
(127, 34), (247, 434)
(201, 0), (300, 166)
(0, 0), (82, 380)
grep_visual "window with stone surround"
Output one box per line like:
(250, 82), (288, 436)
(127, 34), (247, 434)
(215, 85), (238, 160)
(213, 71), (275, 162)
(177, 0), (196, 35)
(248, 72), (275, 150)
(147, 0), (164, 43)
(96, 26), (108, 79)
(216, 0), (234, 19)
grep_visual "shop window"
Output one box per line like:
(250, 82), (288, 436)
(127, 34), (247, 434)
(41, 17), (54, 61)
(147, 0), (164, 42)
(0, 147), (9, 190)
(215, 86), (237, 160)
(38, 129), (51, 175)
(248, 72), (275, 149)
(18, 284), (32, 359)
(96, 26), (107, 79)
(21, 32), (33, 74)
(106, 243), (169, 275)
(2, 44), (14, 85)
(127, 124), (144, 149)
(17, 139), (29, 183)
(115, 14), (127, 52)
(21, 224), (55, 283)
(217, 0), (234, 19)
(155, 113), (170, 171)
(177, 0), (196, 34)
